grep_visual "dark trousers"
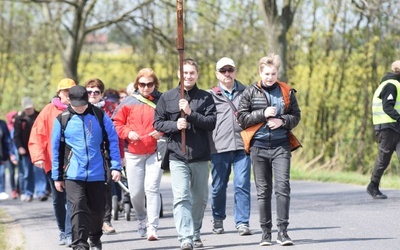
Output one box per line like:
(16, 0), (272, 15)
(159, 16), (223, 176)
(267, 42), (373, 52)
(65, 180), (105, 249)
(251, 145), (291, 232)
(371, 128), (400, 183)
(103, 168), (112, 223)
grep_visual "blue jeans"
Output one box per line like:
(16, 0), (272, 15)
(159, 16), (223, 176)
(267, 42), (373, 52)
(211, 150), (251, 227)
(18, 155), (35, 196)
(170, 160), (209, 245)
(0, 163), (5, 193)
(47, 172), (72, 238)
(34, 166), (47, 197)
(251, 146), (291, 232)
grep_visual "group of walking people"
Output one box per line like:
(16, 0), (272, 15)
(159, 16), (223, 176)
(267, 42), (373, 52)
(2, 53), (302, 250)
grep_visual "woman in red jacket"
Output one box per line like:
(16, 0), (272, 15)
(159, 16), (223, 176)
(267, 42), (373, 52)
(113, 68), (163, 241)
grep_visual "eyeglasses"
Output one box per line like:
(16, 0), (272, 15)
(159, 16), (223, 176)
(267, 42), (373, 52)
(138, 82), (155, 88)
(87, 90), (101, 96)
(218, 68), (235, 73)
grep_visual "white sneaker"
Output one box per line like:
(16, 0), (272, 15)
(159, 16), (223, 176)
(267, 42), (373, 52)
(0, 192), (9, 200)
(137, 219), (147, 237)
(147, 228), (158, 241)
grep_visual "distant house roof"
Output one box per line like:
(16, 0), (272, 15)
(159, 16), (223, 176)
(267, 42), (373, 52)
(85, 34), (108, 44)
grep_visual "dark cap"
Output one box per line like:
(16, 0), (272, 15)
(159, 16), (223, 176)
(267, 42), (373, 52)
(69, 85), (89, 106)
(104, 93), (119, 103)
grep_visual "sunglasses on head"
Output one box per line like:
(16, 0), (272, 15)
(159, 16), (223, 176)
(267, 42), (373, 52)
(87, 90), (101, 96)
(218, 68), (235, 73)
(138, 82), (155, 88)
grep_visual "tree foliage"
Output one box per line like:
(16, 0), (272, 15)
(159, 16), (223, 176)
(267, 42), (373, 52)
(1, 0), (400, 174)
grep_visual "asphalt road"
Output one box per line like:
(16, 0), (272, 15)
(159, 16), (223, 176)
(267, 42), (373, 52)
(1, 174), (399, 250)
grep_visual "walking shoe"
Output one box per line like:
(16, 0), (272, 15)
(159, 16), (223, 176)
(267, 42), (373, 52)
(181, 242), (193, 250)
(89, 239), (102, 250)
(212, 219), (224, 234)
(0, 192), (9, 200)
(237, 224), (252, 236)
(367, 181), (387, 199)
(38, 195), (48, 201)
(102, 221), (116, 234)
(11, 190), (19, 199)
(277, 231), (293, 246)
(59, 232), (66, 245)
(65, 236), (72, 247)
(147, 228), (159, 241)
(193, 239), (203, 248)
(259, 232), (272, 246)
(137, 219), (147, 237)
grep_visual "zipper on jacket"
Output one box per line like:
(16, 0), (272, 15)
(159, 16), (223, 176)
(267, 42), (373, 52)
(81, 114), (89, 182)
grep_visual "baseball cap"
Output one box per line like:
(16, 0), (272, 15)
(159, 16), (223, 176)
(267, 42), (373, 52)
(216, 57), (235, 71)
(68, 86), (89, 106)
(21, 97), (34, 110)
(57, 78), (76, 91)
(391, 60), (400, 73)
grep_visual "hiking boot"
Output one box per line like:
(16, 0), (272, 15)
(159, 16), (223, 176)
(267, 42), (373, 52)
(237, 224), (252, 236)
(102, 221), (116, 234)
(181, 242), (193, 250)
(259, 232), (272, 246)
(89, 239), (102, 250)
(212, 219), (224, 234)
(367, 181), (387, 199)
(137, 219), (147, 237)
(277, 231), (293, 246)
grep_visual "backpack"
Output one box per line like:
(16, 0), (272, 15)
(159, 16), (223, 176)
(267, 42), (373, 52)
(57, 105), (110, 179)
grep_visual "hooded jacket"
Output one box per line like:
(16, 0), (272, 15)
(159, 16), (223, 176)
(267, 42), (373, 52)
(28, 101), (66, 173)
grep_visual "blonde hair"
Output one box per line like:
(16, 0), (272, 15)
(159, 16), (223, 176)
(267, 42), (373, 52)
(259, 53), (281, 72)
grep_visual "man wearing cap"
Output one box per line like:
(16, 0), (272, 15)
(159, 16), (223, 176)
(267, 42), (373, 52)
(368, 60), (400, 199)
(207, 57), (252, 236)
(29, 78), (76, 246)
(14, 96), (43, 202)
(51, 85), (122, 250)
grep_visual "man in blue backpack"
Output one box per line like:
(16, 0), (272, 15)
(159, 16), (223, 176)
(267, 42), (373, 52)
(51, 85), (121, 250)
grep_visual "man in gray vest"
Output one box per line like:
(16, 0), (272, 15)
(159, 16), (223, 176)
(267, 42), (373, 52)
(368, 60), (400, 199)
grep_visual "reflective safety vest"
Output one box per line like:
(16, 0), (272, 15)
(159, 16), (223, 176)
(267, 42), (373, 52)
(372, 79), (400, 125)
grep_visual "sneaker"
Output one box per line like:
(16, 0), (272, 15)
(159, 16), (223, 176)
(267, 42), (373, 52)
(38, 195), (48, 202)
(193, 239), (203, 248)
(102, 221), (116, 234)
(212, 219), (224, 234)
(89, 239), (102, 250)
(277, 231), (293, 246)
(147, 228), (159, 241)
(137, 219), (147, 237)
(181, 242), (193, 250)
(259, 232), (272, 246)
(367, 181), (387, 199)
(59, 232), (66, 245)
(65, 236), (72, 247)
(237, 224), (252, 236)
(11, 190), (19, 199)
(0, 192), (9, 200)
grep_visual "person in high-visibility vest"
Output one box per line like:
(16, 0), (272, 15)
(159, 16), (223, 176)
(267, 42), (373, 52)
(369, 60), (400, 199)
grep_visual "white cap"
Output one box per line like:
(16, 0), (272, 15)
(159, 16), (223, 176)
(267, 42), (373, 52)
(216, 57), (235, 71)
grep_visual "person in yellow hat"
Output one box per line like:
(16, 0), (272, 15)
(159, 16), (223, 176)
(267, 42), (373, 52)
(28, 78), (76, 246)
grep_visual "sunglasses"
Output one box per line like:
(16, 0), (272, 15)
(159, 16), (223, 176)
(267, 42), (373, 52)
(138, 82), (155, 88)
(218, 68), (235, 73)
(87, 90), (101, 96)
